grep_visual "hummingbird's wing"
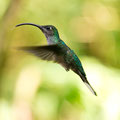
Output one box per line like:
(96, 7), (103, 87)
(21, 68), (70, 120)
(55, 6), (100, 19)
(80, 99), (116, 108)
(17, 44), (61, 61)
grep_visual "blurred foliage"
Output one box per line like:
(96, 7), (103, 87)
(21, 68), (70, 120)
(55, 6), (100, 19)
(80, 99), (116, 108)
(0, 0), (120, 120)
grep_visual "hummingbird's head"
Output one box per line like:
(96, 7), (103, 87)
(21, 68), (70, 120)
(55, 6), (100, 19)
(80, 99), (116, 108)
(39, 25), (60, 39)
(16, 23), (59, 39)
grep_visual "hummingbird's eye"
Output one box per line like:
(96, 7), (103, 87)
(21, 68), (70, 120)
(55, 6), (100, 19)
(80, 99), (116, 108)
(49, 27), (52, 30)
(46, 26), (52, 30)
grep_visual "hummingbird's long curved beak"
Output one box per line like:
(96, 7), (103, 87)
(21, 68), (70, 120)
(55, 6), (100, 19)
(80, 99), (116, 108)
(15, 23), (44, 31)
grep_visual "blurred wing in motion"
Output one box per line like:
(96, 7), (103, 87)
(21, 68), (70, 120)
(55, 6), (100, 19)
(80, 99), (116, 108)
(17, 44), (61, 61)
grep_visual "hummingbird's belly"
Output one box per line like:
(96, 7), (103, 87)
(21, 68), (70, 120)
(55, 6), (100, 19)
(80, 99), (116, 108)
(55, 55), (69, 71)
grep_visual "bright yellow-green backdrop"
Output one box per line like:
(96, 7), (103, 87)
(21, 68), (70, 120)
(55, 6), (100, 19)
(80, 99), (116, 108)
(0, 0), (120, 120)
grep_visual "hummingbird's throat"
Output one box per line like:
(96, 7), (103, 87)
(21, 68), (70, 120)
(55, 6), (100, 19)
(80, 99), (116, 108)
(46, 35), (60, 44)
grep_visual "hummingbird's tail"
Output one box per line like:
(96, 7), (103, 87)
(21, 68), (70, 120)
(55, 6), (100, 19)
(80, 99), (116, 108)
(78, 71), (97, 96)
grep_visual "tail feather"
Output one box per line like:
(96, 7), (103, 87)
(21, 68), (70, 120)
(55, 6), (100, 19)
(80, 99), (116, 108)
(78, 71), (97, 96)
(84, 80), (97, 96)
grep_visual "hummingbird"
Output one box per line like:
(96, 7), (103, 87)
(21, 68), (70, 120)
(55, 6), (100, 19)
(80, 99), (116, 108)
(16, 23), (97, 96)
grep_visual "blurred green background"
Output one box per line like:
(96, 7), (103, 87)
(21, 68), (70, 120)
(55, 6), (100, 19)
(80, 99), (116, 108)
(0, 0), (120, 120)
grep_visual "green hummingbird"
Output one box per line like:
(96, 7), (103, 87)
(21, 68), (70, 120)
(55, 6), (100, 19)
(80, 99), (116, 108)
(16, 23), (97, 96)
